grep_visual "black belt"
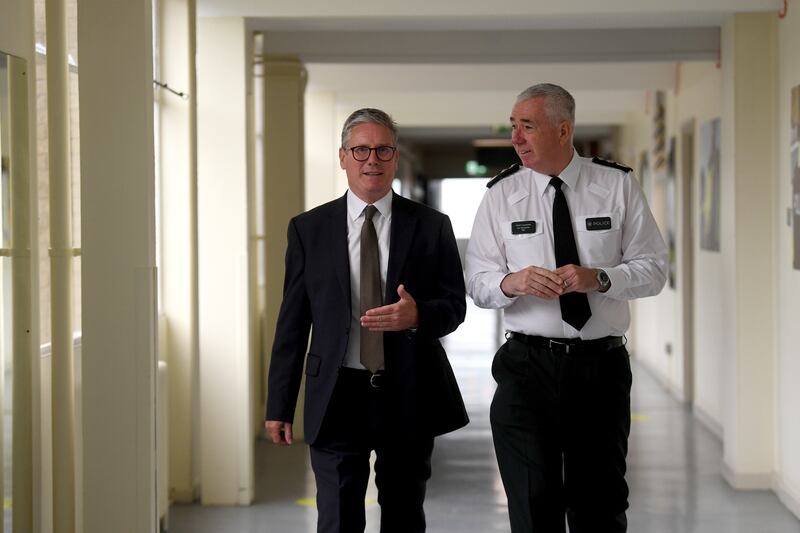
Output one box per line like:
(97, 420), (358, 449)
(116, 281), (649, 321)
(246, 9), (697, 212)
(505, 331), (625, 356)
(339, 367), (385, 389)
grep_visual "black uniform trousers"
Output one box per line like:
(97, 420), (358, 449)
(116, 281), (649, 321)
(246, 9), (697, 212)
(490, 336), (632, 533)
(310, 367), (435, 533)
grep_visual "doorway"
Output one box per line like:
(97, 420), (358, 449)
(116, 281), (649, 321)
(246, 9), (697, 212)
(680, 119), (695, 404)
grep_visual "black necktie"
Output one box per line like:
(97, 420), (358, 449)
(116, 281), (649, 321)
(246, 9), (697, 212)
(360, 205), (384, 372)
(550, 177), (592, 330)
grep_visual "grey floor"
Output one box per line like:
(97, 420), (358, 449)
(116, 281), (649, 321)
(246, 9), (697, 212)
(169, 305), (800, 533)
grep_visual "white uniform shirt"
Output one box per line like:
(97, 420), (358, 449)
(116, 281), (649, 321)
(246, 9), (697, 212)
(343, 189), (392, 369)
(465, 150), (668, 340)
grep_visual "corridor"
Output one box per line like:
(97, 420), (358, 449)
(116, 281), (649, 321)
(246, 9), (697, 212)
(169, 304), (800, 533)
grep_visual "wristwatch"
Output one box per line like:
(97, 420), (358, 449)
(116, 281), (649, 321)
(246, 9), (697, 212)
(595, 269), (611, 293)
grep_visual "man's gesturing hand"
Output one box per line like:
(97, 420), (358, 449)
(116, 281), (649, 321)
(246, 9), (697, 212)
(361, 284), (419, 331)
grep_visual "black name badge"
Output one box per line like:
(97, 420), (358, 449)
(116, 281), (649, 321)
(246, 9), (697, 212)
(511, 220), (537, 235)
(586, 217), (612, 231)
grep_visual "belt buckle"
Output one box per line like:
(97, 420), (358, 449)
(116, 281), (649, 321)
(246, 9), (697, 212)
(369, 372), (383, 389)
(548, 338), (571, 354)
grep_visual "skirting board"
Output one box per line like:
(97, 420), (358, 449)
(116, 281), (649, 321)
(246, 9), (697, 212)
(722, 467), (800, 519)
(632, 354), (682, 399)
(721, 461), (772, 490)
(774, 475), (800, 521)
(693, 404), (724, 440)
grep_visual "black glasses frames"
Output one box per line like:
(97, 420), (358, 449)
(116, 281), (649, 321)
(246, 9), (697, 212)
(348, 145), (397, 162)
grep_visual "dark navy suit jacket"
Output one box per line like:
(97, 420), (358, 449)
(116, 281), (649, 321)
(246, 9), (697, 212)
(266, 191), (469, 445)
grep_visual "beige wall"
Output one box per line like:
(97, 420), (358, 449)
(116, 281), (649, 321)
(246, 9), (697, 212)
(619, 13), (799, 519)
(723, 13), (777, 484)
(159, 0), (198, 504)
(0, 1), (35, 61)
(776, 2), (800, 518)
(622, 36), (773, 448)
(676, 63), (725, 429)
(78, 0), (158, 530)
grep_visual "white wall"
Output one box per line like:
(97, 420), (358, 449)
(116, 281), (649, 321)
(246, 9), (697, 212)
(620, 98), (665, 372)
(626, 62), (726, 432)
(676, 63), (725, 429)
(305, 91), (340, 208)
(620, 90), (682, 396)
(775, 2), (800, 518)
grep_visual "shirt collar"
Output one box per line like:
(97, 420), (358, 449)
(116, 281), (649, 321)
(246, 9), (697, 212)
(534, 148), (580, 197)
(347, 189), (393, 222)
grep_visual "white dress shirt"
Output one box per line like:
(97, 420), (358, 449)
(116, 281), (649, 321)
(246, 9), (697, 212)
(465, 150), (668, 340)
(343, 190), (393, 369)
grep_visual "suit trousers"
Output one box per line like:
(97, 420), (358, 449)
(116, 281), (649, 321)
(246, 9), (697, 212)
(310, 368), (435, 533)
(490, 337), (632, 533)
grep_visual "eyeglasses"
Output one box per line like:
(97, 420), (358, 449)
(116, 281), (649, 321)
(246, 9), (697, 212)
(347, 145), (397, 162)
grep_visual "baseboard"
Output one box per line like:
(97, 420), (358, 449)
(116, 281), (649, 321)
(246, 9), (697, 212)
(693, 404), (723, 440)
(774, 474), (800, 521)
(721, 460), (772, 490)
(631, 355), (672, 391)
(170, 488), (195, 503)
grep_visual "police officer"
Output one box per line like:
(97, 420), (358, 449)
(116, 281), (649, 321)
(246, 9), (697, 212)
(465, 83), (668, 532)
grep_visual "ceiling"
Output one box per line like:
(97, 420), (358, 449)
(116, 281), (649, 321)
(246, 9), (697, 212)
(199, 0), (779, 136)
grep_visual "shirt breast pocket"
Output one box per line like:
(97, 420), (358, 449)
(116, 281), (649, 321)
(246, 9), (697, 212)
(501, 219), (547, 269)
(575, 212), (621, 266)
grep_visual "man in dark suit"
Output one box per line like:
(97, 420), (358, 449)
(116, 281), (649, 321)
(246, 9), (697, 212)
(265, 108), (468, 533)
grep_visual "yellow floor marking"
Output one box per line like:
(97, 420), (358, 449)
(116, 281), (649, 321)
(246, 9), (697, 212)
(295, 497), (378, 508)
(631, 413), (651, 423)
(295, 498), (316, 508)
(4, 498), (11, 510)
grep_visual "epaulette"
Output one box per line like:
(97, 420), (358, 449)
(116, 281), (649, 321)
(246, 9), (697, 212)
(486, 163), (521, 188)
(592, 156), (632, 173)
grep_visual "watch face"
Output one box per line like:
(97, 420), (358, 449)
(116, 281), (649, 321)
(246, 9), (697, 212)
(597, 270), (610, 290)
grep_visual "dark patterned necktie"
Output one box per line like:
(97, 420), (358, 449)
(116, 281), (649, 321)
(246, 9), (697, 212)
(550, 177), (592, 330)
(360, 205), (384, 371)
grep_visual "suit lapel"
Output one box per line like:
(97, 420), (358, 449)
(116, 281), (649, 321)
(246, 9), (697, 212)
(329, 194), (350, 310)
(385, 193), (417, 304)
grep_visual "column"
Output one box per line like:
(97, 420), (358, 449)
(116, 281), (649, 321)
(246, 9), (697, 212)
(78, 0), (158, 530)
(197, 17), (254, 505)
(720, 12), (778, 489)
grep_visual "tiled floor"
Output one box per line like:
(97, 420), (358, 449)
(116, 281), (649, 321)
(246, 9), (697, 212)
(169, 305), (800, 533)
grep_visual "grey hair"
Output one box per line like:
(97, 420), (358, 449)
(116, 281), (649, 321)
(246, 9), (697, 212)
(516, 83), (575, 126)
(341, 108), (398, 148)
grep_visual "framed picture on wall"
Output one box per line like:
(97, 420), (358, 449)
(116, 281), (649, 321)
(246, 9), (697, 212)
(666, 136), (677, 289)
(699, 118), (721, 252)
